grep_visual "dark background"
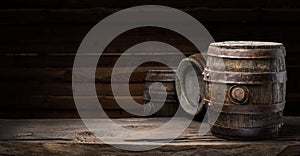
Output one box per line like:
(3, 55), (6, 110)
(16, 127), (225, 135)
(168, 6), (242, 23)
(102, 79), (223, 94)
(0, 0), (299, 118)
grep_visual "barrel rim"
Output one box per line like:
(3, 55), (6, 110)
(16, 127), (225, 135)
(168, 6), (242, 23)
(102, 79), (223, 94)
(210, 41), (284, 49)
(207, 46), (286, 58)
(175, 54), (205, 115)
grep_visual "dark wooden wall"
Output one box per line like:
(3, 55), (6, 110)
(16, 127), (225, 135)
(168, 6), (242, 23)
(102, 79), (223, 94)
(0, 0), (299, 118)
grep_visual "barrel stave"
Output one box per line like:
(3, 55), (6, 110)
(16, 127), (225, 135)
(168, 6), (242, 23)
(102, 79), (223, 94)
(143, 70), (179, 117)
(206, 56), (286, 72)
(205, 83), (285, 105)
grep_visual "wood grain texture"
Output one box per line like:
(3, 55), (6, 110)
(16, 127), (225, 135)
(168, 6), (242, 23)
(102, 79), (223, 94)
(0, 110), (138, 119)
(0, 26), (200, 54)
(0, 53), (186, 67)
(0, 1), (299, 118)
(0, 96), (143, 110)
(1, 8), (300, 24)
(0, 0), (298, 8)
(0, 82), (146, 96)
(0, 24), (299, 57)
(143, 70), (179, 117)
(0, 93), (298, 118)
(0, 117), (298, 155)
(205, 42), (287, 140)
(0, 67), (170, 83)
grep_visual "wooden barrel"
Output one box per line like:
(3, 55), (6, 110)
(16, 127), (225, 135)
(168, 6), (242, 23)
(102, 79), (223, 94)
(175, 53), (206, 115)
(204, 41), (287, 140)
(143, 70), (179, 117)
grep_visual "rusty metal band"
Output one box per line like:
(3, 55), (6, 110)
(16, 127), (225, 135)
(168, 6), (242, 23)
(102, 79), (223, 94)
(207, 46), (286, 58)
(203, 70), (287, 84)
(144, 99), (178, 103)
(205, 100), (285, 114)
(188, 53), (206, 70)
(210, 125), (279, 140)
(147, 70), (176, 74)
(145, 74), (176, 81)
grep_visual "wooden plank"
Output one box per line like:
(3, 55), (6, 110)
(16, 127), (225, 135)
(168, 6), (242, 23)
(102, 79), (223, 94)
(0, 0), (297, 9)
(207, 23), (300, 47)
(0, 110), (138, 119)
(0, 142), (295, 155)
(0, 40), (199, 54)
(0, 25), (202, 54)
(1, 23), (300, 54)
(59, 0), (292, 9)
(0, 0), (61, 9)
(0, 66), (171, 83)
(0, 94), (298, 115)
(1, 8), (300, 25)
(1, 40), (299, 56)
(1, 65), (300, 83)
(286, 56), (300, 67)
(0, 53), (185, 67)
(0, 117), (298, 155)
(0, 53), (298, 68)
(278, 145), (300, 155)
(285, 94), (300, 115)
(286, 66), (300, 93)
(0, 0), (217, 9)
(0, 96), (144, 110)
(0, 82), (145, 96)
(0, 66), (298, 95)
(0, 82), (295, 98)
(60, 0), (299, 8)
(0, 10), (300, 35)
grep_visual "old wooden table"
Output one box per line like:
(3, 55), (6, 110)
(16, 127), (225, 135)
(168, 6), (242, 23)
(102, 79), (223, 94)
(0, 117), (299, 155)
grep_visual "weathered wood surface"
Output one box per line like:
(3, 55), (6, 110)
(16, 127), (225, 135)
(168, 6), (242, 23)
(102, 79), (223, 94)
(0, 26), (199, 54)
(0, 117), (299, 155)
(176, 53), (206, 116)
(1, 8), (300, 24)
(204, 41), (287, 140)
(144, 70), (179, 117)
(1, 1), (300, 119)
(0, 0), (298, 8)
(1, 24), (300, 55)
(0, 110), (138, 119)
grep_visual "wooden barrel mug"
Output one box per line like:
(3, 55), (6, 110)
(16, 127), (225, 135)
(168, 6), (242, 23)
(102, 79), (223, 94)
(204, 41), (287, 140)
(176, 53), (206, 116)
(143, 70), (179, 117)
